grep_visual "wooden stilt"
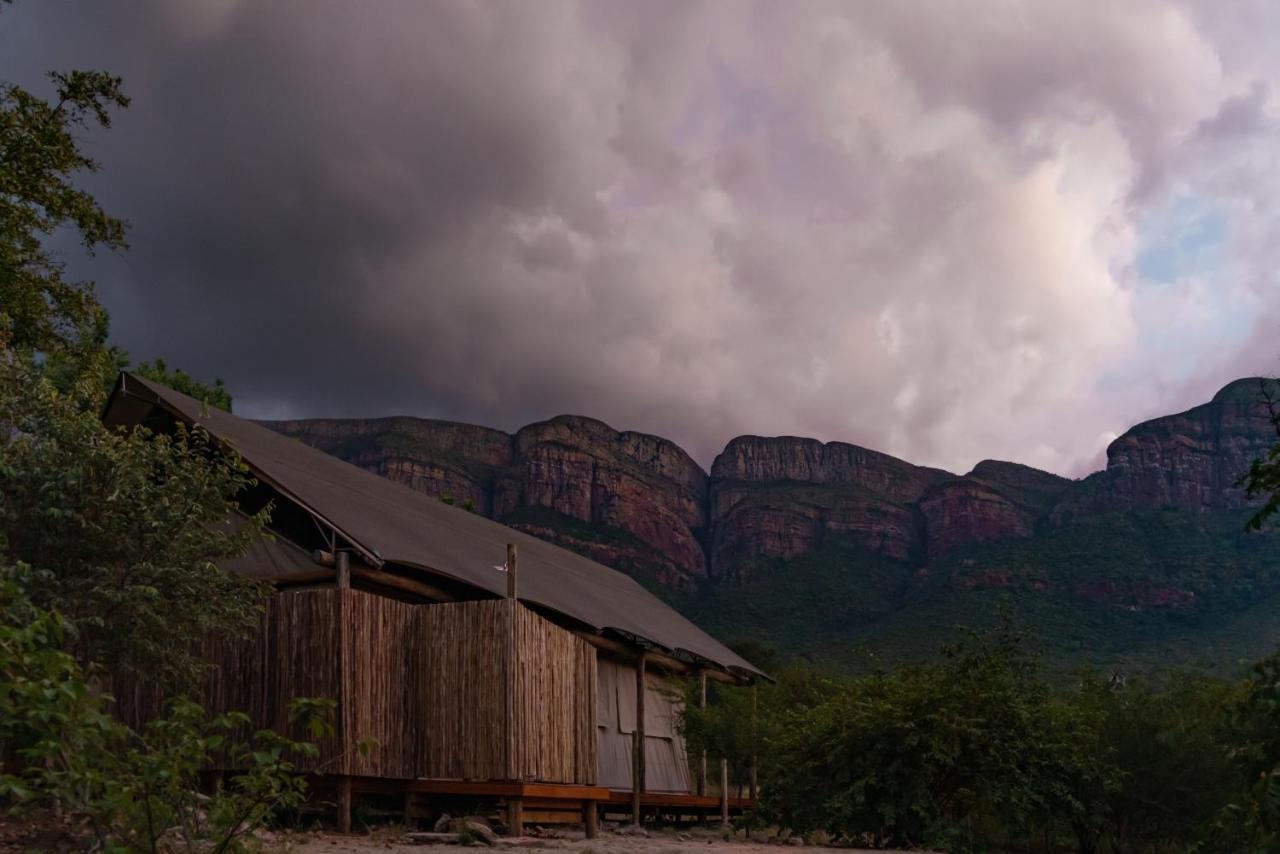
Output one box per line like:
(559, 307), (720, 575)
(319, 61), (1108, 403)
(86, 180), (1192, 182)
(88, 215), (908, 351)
(337, 776), (353, 834)
(719, 758), (729, 831)
(403, 790), (416, 826)
(507, 797), (524, 836)
(750, 682), (758, 800)
(583, 800), (598, 839)
(697, 670), (708, 797)
(632, 652), (647, 826)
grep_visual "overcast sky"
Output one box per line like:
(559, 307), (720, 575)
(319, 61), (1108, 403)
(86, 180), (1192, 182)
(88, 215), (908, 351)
(4, 1), (1279, 476)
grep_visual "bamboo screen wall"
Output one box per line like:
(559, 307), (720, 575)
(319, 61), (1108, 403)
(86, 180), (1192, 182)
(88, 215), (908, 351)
(113, 589), (598, 784)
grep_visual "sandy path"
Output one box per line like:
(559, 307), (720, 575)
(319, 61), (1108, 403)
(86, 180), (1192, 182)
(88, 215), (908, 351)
(281, 825), (915, 854)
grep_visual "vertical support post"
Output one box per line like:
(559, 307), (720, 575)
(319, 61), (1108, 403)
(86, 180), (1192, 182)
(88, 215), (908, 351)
(720, 758), (729, 831)
(505, 543), (519, 781)
(632, 652), (647, 826)
(337, 776), (353, 834)
(507, 798), (524, 837)
(583, 800), (598, 839)
(335, 549), (350, 589)
(697, 670), (708, 796)
(749, 682), (758, 800)
(506, 543), (518, 599)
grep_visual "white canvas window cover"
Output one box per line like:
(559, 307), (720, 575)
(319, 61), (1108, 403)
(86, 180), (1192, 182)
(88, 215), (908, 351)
(595, 659), (690, 792)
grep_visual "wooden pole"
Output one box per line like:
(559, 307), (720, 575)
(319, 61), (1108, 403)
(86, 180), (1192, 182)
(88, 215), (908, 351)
(506, 543), (518, 599)
(583, 799), (598, 839)
(697, 670), (708, 796)
(632, 652), (647, 826)
(337, 776), (353, 834)
(505, 544), (518, 781)
(749, 682), (758, 800)
(335, 549), (350, 589)
(720, 757), (729, 831)
(507, 798), (524, 837)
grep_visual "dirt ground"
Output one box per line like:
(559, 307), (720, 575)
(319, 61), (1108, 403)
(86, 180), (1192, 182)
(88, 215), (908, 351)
(0, 812), (921, 853)
(279, 825), (914, 854)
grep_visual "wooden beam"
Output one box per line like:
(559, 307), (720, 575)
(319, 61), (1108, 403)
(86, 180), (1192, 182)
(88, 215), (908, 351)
(406, 780), (608, 800)
(601, 790), (755, 809)
(574, 631), (740, 683)
(335, 550), (350, 589)
(583, 799), (598, 839)
(632, 652), (646, 826)
(261, 569), (335, 586)
(698, 670), (708, 796)
(348, 566), (456, 601)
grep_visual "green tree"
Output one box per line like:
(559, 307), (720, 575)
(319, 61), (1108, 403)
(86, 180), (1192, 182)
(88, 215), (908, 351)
(0, 15), (265, 689)
(0, 565), (334, 852)
(0, 65), (129, 380)
(0, 359), (269, 690)
(1067, 673), (1240, 853)
(739, 623), (1130, 852)
(131, 357), (233, 412)
(1212, 653), (1280, 852)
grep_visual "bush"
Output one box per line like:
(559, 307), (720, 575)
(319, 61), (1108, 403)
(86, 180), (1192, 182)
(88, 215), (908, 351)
(0, 567), (335, 852)
(690, 620), (1277, 853)
(0, 361), (271, 692)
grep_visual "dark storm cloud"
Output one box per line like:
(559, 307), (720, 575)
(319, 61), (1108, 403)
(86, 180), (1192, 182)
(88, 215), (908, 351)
(3, 1), (1279, 474)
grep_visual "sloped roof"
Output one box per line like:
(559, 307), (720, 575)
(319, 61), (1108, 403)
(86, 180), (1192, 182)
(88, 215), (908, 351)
(106, 373), (761, 679)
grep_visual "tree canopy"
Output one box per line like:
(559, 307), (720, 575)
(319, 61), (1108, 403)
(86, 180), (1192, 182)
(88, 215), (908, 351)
(0, 68), (128, 377)
(0, 18), (264, 689)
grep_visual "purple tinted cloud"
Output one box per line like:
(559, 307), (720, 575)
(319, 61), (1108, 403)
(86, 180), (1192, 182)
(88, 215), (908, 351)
(2, 0), (1278, 476)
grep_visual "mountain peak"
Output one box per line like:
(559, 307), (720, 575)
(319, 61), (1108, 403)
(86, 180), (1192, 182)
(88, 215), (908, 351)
(1212, 376), (1277, 404)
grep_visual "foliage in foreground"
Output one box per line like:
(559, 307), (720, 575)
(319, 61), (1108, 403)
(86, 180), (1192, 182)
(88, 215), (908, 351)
(685, 624), (1280, 853)
(0, 22), (310, 850)
(0, 65), (127, 380)
(0, 360), (270, 692)
(0, 566), (335, 853)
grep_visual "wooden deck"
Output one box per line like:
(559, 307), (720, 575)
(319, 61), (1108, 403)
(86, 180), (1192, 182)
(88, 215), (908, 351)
(604, 789), (755, 810)
(298, 775), (755, 836)
(407, 779), (610, 800)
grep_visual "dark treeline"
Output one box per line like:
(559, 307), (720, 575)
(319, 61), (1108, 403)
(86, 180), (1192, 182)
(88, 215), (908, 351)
(684, 624), (1280, 853)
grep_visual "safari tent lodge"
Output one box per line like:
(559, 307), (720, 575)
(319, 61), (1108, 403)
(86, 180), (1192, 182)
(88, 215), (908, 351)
(102, 374), (763, 834)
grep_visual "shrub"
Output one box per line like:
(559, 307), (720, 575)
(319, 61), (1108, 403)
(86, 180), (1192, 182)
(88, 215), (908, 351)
(0, 567), (335, 852)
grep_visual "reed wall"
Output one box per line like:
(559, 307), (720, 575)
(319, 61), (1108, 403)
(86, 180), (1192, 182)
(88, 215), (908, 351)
(112, 589), (598, 784)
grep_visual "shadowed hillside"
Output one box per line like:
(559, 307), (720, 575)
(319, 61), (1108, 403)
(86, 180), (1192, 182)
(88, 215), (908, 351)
(264, 378), (1280, 673)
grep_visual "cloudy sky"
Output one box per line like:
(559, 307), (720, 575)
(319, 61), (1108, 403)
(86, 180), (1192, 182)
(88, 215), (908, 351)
(4, 2), (1279, 476)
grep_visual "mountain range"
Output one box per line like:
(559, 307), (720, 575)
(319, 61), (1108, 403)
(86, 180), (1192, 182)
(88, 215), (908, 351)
(263, 377), (1280, 675)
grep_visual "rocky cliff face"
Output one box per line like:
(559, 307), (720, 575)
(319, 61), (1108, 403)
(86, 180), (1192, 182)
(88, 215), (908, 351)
(706, 437), (951, 574)
(1052, 378), (1277, 523)
(268, 416), (514, 515)
(263, 378), (1278, 595)
(918, 461), (1072, 557)
(266, 413), (710, 586)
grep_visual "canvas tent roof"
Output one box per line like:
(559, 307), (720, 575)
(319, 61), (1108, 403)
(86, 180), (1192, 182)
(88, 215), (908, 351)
(106, 373), (762, 679)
